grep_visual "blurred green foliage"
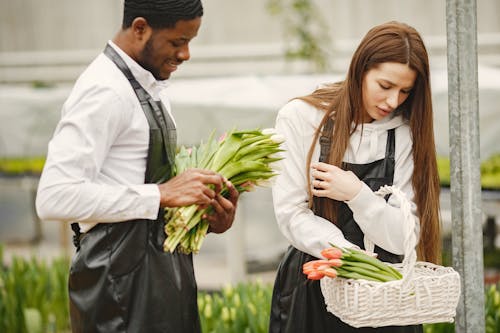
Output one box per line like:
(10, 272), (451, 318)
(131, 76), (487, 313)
(0, 244), (70, 333)
(438, 154), (500, 189)
(198, 281), (272, 333)
(0, 244), (499, 332)
(266, 0), (332, 72)
(3, 153), (500, 190)
(0, 157), (45, 176)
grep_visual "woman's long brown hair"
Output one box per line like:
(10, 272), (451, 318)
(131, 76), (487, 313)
(301, 21), (441, 263)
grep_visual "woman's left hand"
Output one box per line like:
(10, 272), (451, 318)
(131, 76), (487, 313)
(311, 162), (363, 201)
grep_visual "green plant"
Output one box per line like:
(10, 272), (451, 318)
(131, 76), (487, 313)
(423, 322), (454, 333)
(1, 245), (498, 332)
(437, 154), (500, 189)
(266, 0), (332, 72)
(198, 280), (272, 333)
(485, 283), (500, 333)
(164, 129), (284, 254)
(0, 157), (45, 176)
(0, 246), (70, 333)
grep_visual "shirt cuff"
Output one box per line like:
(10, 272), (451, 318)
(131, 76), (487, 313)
(133, 183), (161, 220)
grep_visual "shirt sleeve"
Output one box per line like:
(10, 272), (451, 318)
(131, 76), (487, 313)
(345, 126), (419, 255)
(36, 85), (161, 224)
(272, 101), (357, 259)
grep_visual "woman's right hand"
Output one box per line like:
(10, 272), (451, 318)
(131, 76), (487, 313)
(311, 162), (363, 201)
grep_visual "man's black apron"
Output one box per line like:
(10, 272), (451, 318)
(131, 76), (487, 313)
(68, 44), (200, 333)
(269, 118), (422, 333)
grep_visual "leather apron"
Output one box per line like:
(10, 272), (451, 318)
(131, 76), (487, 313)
(269, 118), (422, 332)
(68, 44), (200, 333)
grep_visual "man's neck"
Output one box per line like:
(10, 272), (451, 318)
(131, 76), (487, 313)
(112, 31), (138, 63)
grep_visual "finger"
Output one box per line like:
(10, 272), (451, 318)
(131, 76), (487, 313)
(216, 176), (224, 194)
(188, 169), (223, 188)
(200, 174), (224, 189)
(224, 180), (239, 204)
(311, 168), (327, 181)
(311, 188), (327, 197)
(210, 195), (224, 214)
(201, 186), (216, 201)
(214, 193), (238, 215)
(311, 162), (330, 172)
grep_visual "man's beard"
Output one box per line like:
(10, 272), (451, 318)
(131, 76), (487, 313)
(137, 37), (163, 80)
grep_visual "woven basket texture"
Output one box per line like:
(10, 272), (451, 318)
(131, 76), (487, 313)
(320, 186), (461, 328)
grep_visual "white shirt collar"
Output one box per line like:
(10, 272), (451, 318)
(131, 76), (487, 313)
(107, 40), (170, 100)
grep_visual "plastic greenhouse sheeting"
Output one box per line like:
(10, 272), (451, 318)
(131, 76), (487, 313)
(0, 68), (498, 260)
(1, 68), (499, 159)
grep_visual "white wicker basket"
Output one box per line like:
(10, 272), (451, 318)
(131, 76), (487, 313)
(320, 185), (461, 328)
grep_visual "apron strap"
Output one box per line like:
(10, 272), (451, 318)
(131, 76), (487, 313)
(103, 43), (176, 172)
(385, 127), (395, 159)
(71, 44), (178, 249)
(318, 118), (396, 163)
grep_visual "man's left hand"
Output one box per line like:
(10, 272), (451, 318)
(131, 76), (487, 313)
(204, 179), (239, 234)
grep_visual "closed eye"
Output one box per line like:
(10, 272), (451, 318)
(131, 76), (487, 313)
(171, 39), (189, 48)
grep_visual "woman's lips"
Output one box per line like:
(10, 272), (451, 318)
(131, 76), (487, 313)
(377, 106), (392, 117)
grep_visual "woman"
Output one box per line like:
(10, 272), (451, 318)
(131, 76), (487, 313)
(269, 21), (441, 332)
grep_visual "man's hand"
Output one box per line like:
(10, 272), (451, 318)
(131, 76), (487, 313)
(205, 179), (239, 234)
(158, 168), (224, 208)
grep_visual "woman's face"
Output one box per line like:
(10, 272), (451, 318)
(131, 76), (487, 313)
(361, 62), (417, 122)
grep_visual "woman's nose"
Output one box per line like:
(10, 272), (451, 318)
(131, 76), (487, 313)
(386, 91), (400, 109)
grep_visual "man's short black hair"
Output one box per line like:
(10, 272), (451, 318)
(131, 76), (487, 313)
(122, 0), (203, 29)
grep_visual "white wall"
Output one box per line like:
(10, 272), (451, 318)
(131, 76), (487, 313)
(2, 0), (500, 51)
(1, 0), (499, 83)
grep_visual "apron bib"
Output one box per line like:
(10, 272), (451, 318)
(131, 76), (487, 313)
(269, 118), (422, 332)
(68, 44), (200, 333)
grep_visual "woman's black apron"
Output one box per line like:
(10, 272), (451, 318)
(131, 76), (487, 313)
(68, 44), (200, 333)
(269, 118), (422, 333)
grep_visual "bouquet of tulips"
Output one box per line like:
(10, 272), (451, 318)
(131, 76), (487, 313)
(303, 245), (402, 282)
(163, 128), (285, 254)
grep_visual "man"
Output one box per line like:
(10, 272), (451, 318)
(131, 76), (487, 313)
(35, 1), (239, 332)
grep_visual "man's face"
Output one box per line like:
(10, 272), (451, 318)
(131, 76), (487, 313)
(137, 17), (201, 80)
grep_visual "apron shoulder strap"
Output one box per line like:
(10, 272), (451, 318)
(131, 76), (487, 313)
(103, 43), (176, 181)
(385, 128), (395, 160)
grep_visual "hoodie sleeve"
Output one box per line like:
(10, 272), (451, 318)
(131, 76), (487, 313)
(272, 100), (357, 259)
(345, 124), (419, 255)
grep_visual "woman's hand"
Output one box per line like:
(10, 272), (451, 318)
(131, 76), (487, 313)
(311, 162), (363, 201)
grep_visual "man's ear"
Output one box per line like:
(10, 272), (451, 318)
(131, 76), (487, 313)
(131, 17), (152, 42)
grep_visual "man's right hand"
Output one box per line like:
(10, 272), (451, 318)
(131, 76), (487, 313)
(158, 168), (224, 208)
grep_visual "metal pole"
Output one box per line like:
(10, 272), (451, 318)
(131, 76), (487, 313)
(445, 0), (485, 332)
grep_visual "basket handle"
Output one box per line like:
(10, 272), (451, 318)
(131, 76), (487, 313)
(369, 185), (419, 283)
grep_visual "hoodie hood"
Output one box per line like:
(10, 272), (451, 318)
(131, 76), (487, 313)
(349, 113), (407, 162)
